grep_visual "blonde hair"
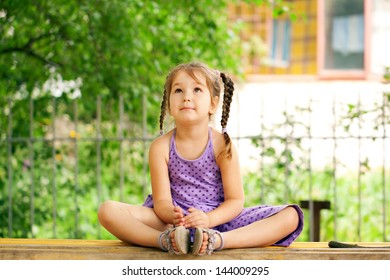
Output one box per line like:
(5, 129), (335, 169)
(159, 62), (235, 159)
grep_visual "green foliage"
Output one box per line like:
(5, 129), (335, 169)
(1, 0), (247, 238)
(242, 74), (390, 242)
(243, 165), (389, 242)
(0, 96), (149, 238)
(0, 0), (246, 135)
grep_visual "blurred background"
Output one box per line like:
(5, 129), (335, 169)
(1, 0), (389, 243)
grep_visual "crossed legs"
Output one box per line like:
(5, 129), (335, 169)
(98, 202), (300, 252)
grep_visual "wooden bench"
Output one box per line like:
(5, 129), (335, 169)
(1, 238), (390, 260)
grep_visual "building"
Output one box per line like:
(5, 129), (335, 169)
(225, 0), (390, 242)
(229, 0), (390, 78)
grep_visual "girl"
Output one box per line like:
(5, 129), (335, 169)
(98, 62), (304, 255)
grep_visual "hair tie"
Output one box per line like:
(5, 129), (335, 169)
(222, 127), (227, 134)
(159, 130), (164, 136)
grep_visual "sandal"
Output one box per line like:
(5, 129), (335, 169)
(192, 228), (224, 255)
(158, 226), (190, 255)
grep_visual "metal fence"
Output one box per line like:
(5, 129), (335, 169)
(229, 80), (389, 242)
(1, 94), (151, 239)
(1, 81), (389, 242)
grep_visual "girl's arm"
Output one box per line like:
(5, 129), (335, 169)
(149, 134), (184, 225)
(206, 140), (245, 227)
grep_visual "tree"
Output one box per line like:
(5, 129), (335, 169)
(0, 0), (246, 130)
(0, 0), (294, 238)
(0, 0), (295, 115)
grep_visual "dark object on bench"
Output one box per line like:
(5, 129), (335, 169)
(329, 241), (390, 248)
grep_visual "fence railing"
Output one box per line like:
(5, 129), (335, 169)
(1, 94), (151, 239)
(1, 80), (389, 242)
(229, 80), (389, 242)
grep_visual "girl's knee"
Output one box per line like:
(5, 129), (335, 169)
(283, 206), (300, 231)
(98, 200), (117, 225)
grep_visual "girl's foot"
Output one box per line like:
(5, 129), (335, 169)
(158, 226), (190, 255)
(192, 228), (224, 255)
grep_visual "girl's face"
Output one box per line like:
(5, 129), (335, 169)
(169, 70), (218, 126)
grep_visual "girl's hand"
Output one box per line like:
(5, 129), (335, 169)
(172, 206), (185, 226)
(184, 207), (209, 228)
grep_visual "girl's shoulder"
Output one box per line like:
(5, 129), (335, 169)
(210, 127), (227, 154)
(210, 127), (225, 144)
(211, 127), (238, 167)
(149, 129), (174, 157)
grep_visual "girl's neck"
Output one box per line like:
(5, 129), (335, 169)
(175, 123), (209, 141)
(174, 123), (210, 160)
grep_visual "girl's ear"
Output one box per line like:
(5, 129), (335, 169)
(209, 96), (219, 115)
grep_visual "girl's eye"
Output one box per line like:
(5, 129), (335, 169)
(194, 87), (202, 93)
(174, 88), (182, 94)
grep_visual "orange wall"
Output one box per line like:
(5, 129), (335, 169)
(229, 0), (318, 75)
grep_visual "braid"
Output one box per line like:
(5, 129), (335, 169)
(159, 89), (168, 135)
(220, 72), (235, 159)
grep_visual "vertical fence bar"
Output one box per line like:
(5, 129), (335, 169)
(382, 89), (387, 241)
(308, 94), (314, 242)
(260, 93), (265, 205)
(7, 97), (13, 237)
(142, 93), (147, 198)
(51, 97), (57, 238)
(284, 94), (289, 203)
(357, 93), (362, 241)
(29, 94), (35, 237)
(119, 95), (124, 202)
(74, 99), (79, 238)
(332, 92), (338, 241)
(96, 96), (102, 238)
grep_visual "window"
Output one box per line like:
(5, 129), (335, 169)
(269, 19), (291, 67)
(318, 0), (371, 78)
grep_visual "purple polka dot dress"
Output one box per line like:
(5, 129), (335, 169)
(143, 128), (304, 246)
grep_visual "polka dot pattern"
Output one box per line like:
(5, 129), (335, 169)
(167, 129), (224, 214)
(143, 128), (304, 246)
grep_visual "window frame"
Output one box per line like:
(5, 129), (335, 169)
(317, 0), (372, 79)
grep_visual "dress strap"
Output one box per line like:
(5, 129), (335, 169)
(208, 126), (212, 142)
(170, 129), (176, 155)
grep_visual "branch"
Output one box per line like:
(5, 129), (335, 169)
(26, 49), (62, 68)
(1, 46), (62, 68)
(0, 34), (63, 67)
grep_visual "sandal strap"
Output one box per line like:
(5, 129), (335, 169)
(202, 228), (224, 255)
(158, 227), (185, 255)
(214, 231), (224, 251)
(158, 233), (168, 251)
(158, 227), (173, 253)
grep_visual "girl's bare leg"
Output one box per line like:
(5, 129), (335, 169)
(198, 206), (300, 252)
(223, 206), (300, 248)
(98, 200), (170, 248)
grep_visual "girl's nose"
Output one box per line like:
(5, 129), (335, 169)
(183, 92), (191, 102)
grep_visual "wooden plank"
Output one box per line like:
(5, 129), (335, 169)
(0, 238), (124, 246)
(1, 239), (390, 260)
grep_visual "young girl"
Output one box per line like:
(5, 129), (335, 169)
(98, 62), (304, 255)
